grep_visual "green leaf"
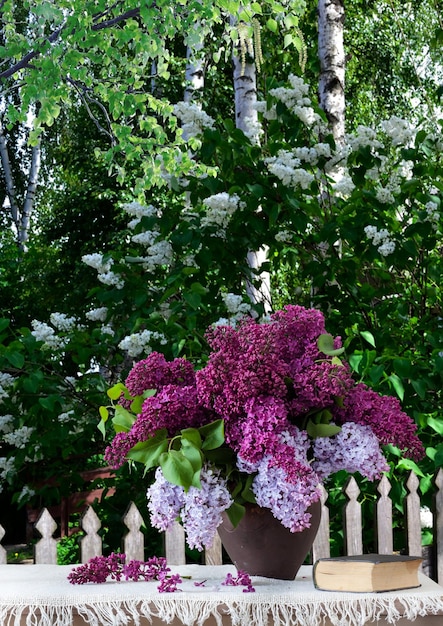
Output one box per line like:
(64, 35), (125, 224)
(306, 420), (341, 438)
(5, 351), (25, 368)
(130, 396), (144, 414)
(225, 501), (245, 528)
(317, 334), (345, 357)
(180, 428), (202, 448)
(127, 433), (169, 468)
(360, 331), (376, 347)
(199, 419), (225, 450)
(112, 406), (137, 432)
(99, 406), (109, 421)
(107, 383), (127, 401)
(180, 439), (203, 472)
(388, 374), (404, 401)
(427, 416), (443, 436)
(396, 458), (424, 477)
(411, 379), (427, 400)
(159, 450), (195, 490)
(266, 18), (278, 33)
(0, 318), (10, 333)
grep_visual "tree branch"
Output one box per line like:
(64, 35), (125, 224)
(0, 6), (141, 82)
(66, 77), (116, 145)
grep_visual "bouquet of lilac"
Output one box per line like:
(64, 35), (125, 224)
(101, 305), (424, 551)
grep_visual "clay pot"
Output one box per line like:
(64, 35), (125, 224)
(217, 500), (322, 580)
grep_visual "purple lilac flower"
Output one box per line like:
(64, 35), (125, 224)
(68, 553), (126, 585)
(125, 352), (195, 396)
(122, 557), (169, 581)
(68, 554), (171, 585)
(223, 570), (255, 592)
(335, 383), (424, 460)
(180, 466), (233, 550)
(312, 422), (390, 481)
(147, 467), (186, 531)
(157, 572), (182, 593)
(134, 384), (210, 439)
(104, 431), (139, 468)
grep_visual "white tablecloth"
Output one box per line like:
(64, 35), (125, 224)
(1, 564), (443, 626)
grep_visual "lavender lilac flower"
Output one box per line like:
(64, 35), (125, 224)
(147, 465), (232, 550)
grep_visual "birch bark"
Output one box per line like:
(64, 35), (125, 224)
(231, 19), (271, 312)
(318, 0), (346, 145)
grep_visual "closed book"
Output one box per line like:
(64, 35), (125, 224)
(313, 553), (423, 592)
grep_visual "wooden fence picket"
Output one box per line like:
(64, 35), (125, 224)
(2, 472), (442, 583)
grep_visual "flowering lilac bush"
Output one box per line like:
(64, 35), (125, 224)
(101, 304), (424, 550)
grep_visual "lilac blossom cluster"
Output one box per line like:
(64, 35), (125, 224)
(68, 553), (183, 592)
(104, 304), (424, 546)
(222, 570), (255, 592)
(147, 465), (233, 550)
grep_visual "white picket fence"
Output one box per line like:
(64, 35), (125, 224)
(1, 470), (443, 584)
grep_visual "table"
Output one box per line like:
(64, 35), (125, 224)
(1, 564), (443, 626)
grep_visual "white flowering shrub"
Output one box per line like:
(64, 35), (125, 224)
(2, 74), (443, 537)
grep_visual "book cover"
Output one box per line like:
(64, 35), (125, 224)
(313, 553), (423, 593)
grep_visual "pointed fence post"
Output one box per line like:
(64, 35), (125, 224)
(406, 471), (422, 558)
(165, 521), (186, 565)
(344, 477), (362, 555)
(80, 507), (102, 563)
(312, 484), (330, 561)
(376, 475), (393, 554)
(122, 502), (145, 562)
(34, 508), (58, 564)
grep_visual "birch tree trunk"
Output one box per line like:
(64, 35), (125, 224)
(318, 0), (345, 145)
(231, 19), (271, 312)
(0, 122), (41, 251)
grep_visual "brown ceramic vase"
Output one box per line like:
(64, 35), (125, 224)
(217, 499), (322, 580)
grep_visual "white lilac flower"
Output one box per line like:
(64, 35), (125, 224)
(201, 193), (244, 238)
(30, 320), (67, 350)
(173, 101), (215, 139)
(332, 174), (355, 199)
(0, 373), (15, 402)
(0, 456), (16, 481)
(312, 422), (389, 481)
(381, 116), (416, 147)
(0, 414), (14, 434)
(425, 201), (440, 229)
(275, 230), (293, 243)
(123, 202), (157, 219)
(50, 312), (77, 332)
(97, 271), (124, 289)
(376, 187), (395, 205)
(265, 150), (315, 189)
(222, 293), (245, 315)
(101, 324), (115, 336)
(346, 125), (382, 151)
(141, 241), (174, 271)
(420, 506), (433, 529)
(17, 485), (35, 504)
(118, 330), (167, 358)
(180, 466), (233, 550)
(364, 225), (395, 256)
(57, 411), (74, 424)
(242, 116), (263, 145)
(82, 253), (113, 274)
(86, 307), (108, 322)
(377, 240), (396, 256)
(3, 426), (35, 449)
(364, 225), (378, 240)
(131, 230), (159, 247)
